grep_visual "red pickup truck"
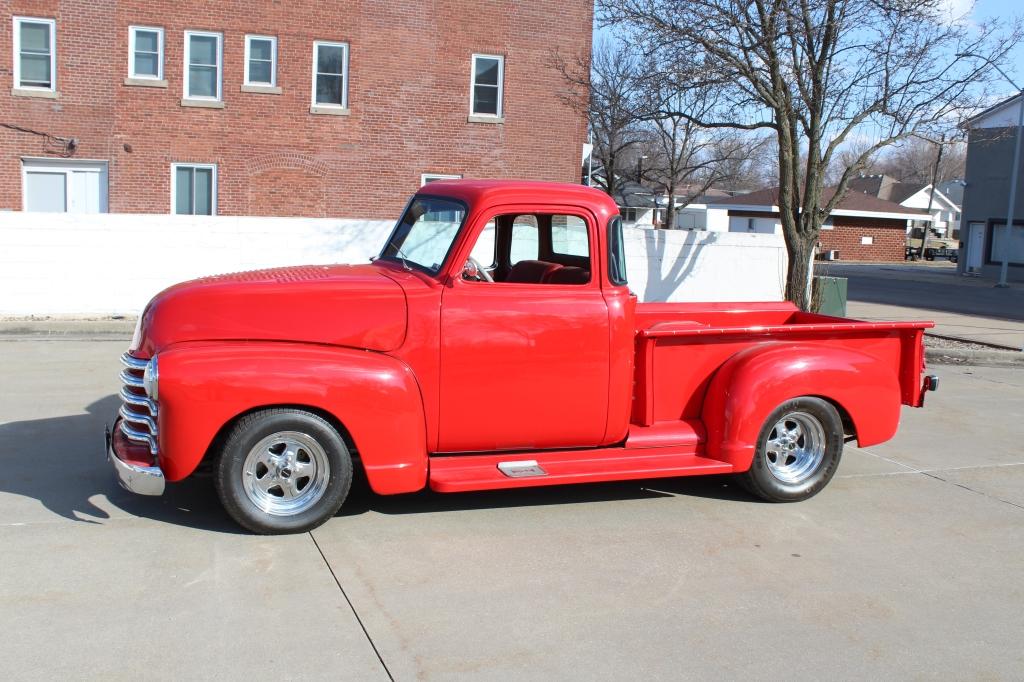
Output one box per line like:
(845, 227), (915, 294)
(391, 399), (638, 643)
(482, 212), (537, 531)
(108, 180), (937, 533)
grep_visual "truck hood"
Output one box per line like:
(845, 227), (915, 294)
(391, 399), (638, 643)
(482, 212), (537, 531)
(135, 264), (407, 355)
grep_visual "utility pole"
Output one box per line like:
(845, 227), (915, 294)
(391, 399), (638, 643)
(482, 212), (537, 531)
(921, 135), (946, 258)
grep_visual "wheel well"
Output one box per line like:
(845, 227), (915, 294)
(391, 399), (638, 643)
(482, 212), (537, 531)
(197, 404), (361, 473)
(813, 395), (856, 440)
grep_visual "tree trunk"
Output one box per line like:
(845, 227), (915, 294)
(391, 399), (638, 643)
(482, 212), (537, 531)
(784, 233), (816, 310)
(665, 189), (676, 229)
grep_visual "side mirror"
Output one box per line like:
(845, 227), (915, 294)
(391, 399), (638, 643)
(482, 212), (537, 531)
(462, 259), (480, 280)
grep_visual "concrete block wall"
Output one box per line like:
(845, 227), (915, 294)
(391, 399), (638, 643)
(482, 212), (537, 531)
(0, 214), (787, 315)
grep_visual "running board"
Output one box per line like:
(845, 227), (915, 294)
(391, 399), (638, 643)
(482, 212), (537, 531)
(429, 447), (733, 493)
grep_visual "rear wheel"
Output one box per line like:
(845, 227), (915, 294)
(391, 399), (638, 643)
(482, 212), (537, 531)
(215, 408), (353, 534)
(738, 397), (844, 502)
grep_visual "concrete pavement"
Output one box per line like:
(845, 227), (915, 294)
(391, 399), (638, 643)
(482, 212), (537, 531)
(2, 339), (1023, 680)
(819, 262), (1024, 349)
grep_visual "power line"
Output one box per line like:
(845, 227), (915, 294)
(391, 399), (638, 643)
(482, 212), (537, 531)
(0, 122), (77, 157)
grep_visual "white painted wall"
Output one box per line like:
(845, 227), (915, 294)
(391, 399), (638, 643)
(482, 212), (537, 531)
(0, 212), (786, 315)
(624, 228), (786, 302)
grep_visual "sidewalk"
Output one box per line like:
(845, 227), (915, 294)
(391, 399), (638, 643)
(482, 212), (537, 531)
(847, 301), (1024, 350)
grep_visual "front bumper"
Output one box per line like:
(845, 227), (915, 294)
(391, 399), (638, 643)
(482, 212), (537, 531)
(106, 422), (165, 496)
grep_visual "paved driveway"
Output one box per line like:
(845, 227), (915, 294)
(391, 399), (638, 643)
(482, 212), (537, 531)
(2, 339), (1023, 680)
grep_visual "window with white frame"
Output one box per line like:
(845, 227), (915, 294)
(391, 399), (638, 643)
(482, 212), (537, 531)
(421, 173), (462, 185)
(470, 54), (503, 117)
(244, 35), (277, 86)
(129, 26), (163, 80)
(312, 41), (348, 108)
(184, 31), (222, 100)
(172, 164), (217, 215)
(22, 159), (108, 213)
(13, 17), (56, 91)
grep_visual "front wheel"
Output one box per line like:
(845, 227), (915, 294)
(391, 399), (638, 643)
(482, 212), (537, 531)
(215, 408), (353, 534)
(737, 397), (844, 502)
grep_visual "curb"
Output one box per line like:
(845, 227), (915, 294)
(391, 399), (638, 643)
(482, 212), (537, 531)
(0, 319), (135, 339)
(926, 347), (1024, 367)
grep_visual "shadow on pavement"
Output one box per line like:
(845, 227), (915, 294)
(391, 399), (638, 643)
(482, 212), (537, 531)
(0, 395), (756, 533)
(337, 471), (755, 518)
(0, 395), (243, 534)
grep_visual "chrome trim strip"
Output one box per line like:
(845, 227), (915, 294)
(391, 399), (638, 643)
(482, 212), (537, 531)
(120, 369), (145, 388)
(119, 420), (158, 455)
(119, 387), (158, 416)
(107, 427), (164, 496)
(119, 405), (157, 434)
(120, 352), (149, 370)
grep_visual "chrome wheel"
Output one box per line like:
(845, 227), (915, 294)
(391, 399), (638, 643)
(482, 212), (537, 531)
(764, 411), (826, 484)
(242, 431), (330, 516)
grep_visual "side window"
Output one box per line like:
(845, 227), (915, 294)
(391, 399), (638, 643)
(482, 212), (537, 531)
(552, 215), (589, 257)
(608, 215), (628, 285)
(469, 219), (496, 267)
(510, 215), (539, 264)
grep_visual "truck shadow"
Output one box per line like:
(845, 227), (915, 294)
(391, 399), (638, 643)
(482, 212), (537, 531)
(0, 395), (756, 534)
(0, 395), (242, 534)
(338, 471), (755, 518)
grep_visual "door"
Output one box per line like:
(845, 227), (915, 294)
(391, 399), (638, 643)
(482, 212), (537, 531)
(967, 222), (985, 272)
(437, 210), (610, 452)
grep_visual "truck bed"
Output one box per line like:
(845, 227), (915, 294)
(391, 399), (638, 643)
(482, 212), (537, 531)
(632, 301), (933, 427)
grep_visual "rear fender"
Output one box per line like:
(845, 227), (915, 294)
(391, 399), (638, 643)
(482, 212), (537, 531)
(701, 342), (901, 471)
(157, 342), (428, 494)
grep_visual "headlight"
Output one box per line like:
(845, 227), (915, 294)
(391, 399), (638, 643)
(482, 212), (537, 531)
(143, 355), (159, 401)
(129, 315), (144, 353)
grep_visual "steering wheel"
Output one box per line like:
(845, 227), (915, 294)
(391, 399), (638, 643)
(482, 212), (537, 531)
(466, 256), (494, 282)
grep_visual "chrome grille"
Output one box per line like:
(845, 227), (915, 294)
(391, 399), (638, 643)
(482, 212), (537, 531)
(119, 352), (158, 455)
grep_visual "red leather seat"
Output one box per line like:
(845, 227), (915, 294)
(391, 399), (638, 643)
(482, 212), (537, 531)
(545, 267), (589, 285)
(506, 260), (562, 283)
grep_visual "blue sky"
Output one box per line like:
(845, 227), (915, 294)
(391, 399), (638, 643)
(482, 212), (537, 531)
(974, 0), (1024, 92)
(595, 0), (1023, 95)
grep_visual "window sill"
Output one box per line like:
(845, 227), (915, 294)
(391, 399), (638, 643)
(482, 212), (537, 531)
(468, 114), (504, 124)
(125, 77), (168, 88)
(309, 105), (350, 116)
(11, 88), (59, 99)
(241, 84), (282, 95)
(181, 98), (225, 109)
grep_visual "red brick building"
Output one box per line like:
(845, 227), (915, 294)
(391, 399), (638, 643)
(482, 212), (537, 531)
(708, 186), (929, 262)
(1, 1), (591, 217)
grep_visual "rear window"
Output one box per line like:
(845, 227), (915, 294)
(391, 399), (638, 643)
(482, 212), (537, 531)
(552, 215), (589, 257)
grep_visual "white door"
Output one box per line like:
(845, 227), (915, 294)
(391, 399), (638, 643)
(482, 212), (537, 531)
(967, 222), (985, 272)
(22, 159), (108, 213)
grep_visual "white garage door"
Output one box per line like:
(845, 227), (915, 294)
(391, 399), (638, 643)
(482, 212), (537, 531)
(22, 158), (108, 213)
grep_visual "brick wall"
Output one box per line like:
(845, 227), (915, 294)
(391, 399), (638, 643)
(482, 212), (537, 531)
(818, 216), (906, 262)
(0, 0), (592, 217)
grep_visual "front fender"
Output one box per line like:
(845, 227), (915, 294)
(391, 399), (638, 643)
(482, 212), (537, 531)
(156, 342), (428, 494)
(701, 342), (901, 471)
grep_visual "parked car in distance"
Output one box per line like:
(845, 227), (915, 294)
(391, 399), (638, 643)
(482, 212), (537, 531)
(108, 180), (938, 533)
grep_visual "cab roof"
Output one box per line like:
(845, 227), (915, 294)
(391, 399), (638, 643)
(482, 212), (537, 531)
(415, 179), (619, 219)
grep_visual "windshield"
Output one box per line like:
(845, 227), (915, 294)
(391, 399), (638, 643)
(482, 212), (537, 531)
(380, 196), (468, 275)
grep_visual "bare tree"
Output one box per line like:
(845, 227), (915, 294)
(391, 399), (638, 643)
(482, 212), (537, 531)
(600, 0), (1022, 309)
(875, 136), (967, 185)
(638, 87), (751, 227)
(553, 39), (646, 197)
(710, 132), (776, 191)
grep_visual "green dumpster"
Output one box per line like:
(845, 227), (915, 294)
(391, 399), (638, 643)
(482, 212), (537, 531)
(813, 276), (848, 317)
